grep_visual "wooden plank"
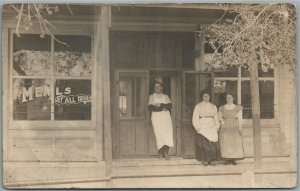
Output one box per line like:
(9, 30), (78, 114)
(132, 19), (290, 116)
(110, 23), (197, 32)
(2, 27), (9, 161)
(135, 120), (147, 155)
(176, 72), (182, 156)
(170, 75), (177, 155)
(112, 70), (120, 158)
(119, 121), (136, 156)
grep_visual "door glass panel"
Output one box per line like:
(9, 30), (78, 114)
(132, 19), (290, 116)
(119, 75), (147, 118)
(119, 76), (134, 117)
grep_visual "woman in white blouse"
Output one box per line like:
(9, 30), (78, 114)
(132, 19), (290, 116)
(192, 92), (220, 166)
(218, 94), (244, 165)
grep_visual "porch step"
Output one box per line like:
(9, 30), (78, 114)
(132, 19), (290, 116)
(112, 157), (295, 178)
(112, 156), (290, 167)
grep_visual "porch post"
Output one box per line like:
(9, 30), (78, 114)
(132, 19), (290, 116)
(249, 55), (262, 169)
(102, 5), (113, 176)
(194, 28), (204, 71)
(95, 5), (112, 176)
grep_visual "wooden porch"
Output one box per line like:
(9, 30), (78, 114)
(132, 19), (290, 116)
(8, 156), (295, 188)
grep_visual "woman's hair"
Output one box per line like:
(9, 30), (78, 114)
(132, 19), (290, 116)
(226, 93), (234, 99)
(200, 90), (210, 97)
(154, 81), (164, 88)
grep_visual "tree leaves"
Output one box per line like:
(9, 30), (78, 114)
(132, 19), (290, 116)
(202, 3), (296, 73)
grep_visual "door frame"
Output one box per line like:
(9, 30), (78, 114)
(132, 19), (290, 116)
(112, 69), (150, 159)
(148, 70), (181, 156)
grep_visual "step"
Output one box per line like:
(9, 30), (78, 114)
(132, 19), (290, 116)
(112, 159), (295, 178)
(112, 156), (291, 167)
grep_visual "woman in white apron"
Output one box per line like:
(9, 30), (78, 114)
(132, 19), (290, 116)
(148, 82), (174, 160)
(219, 94), (244, 165)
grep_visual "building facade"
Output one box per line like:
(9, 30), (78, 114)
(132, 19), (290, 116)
(2, 4), (297, 188)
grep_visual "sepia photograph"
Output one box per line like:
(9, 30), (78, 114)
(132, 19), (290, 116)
(1, 2), (297, 189)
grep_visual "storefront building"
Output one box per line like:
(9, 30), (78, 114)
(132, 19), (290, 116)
(2, 4), (296, 188)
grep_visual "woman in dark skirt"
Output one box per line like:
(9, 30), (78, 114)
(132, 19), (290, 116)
(219, 94), (244, 165)
(192, 93), (220, 166)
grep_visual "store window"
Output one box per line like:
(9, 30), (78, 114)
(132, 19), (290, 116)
(12, 34), (92, 120)
(204, 42), (275, 119)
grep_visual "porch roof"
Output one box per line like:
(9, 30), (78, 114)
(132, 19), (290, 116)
(3, 4), (234, 23)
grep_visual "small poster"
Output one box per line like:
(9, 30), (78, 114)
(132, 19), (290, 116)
(214, 80), (226, 93)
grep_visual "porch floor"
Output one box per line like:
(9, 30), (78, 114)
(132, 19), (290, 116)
(110, 157), (296, 188)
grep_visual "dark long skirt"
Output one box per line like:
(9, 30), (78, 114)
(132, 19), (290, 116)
(195, 133), (220, 162)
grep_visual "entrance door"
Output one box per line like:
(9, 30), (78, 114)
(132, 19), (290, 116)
(113, 71), (149, 158)
(182, 72), (213, 158)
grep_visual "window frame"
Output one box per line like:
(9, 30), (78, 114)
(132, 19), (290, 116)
(213, 66), (279, 126)
(9, 30), (96, 129)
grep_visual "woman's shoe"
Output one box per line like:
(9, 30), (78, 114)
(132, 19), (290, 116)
(224, 160), (231, 165)
(164, 146), (170, 160)
(231, 160), (237, 165)
(209, 161), (216, 166)
(158, 148), (163, 159)
(203, 161), (209, 166)
(165, 154), (170, 160)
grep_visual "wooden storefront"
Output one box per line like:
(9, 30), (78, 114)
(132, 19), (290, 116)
(2, 4), (296, 188)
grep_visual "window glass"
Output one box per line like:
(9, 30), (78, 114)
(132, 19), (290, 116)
(213, 80), (237, 108)
(13, 34), (51, 76)
(241, 81), (274, 119)
(54, 80), (91, 120)
(54, 35), (92, 77)
(241, 81), (252, 118)
(13, 79), (51, 120)
(12, 34), (93, 122)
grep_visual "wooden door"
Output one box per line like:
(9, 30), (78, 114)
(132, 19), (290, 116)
(182, 72), (213, 158)
(113, 71), (149, 158)
(148, 72), (178, 156)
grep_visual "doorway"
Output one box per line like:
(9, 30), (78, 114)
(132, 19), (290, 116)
(112, 70), (179, 158)
(182, 71), (214, 158)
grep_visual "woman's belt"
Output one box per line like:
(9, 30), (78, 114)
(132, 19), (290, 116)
(199, 116), (214, 119)
(222, 117), (238, 120)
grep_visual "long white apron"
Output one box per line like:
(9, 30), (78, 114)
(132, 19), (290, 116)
(151, 94), (174, 149)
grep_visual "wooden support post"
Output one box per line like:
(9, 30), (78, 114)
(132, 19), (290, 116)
(100, 5), (113, 176)
(249, 55), (262, 169)
(194, 31), (204, 71)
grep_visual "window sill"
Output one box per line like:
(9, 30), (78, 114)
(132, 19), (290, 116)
(243, 119), (279, 128)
